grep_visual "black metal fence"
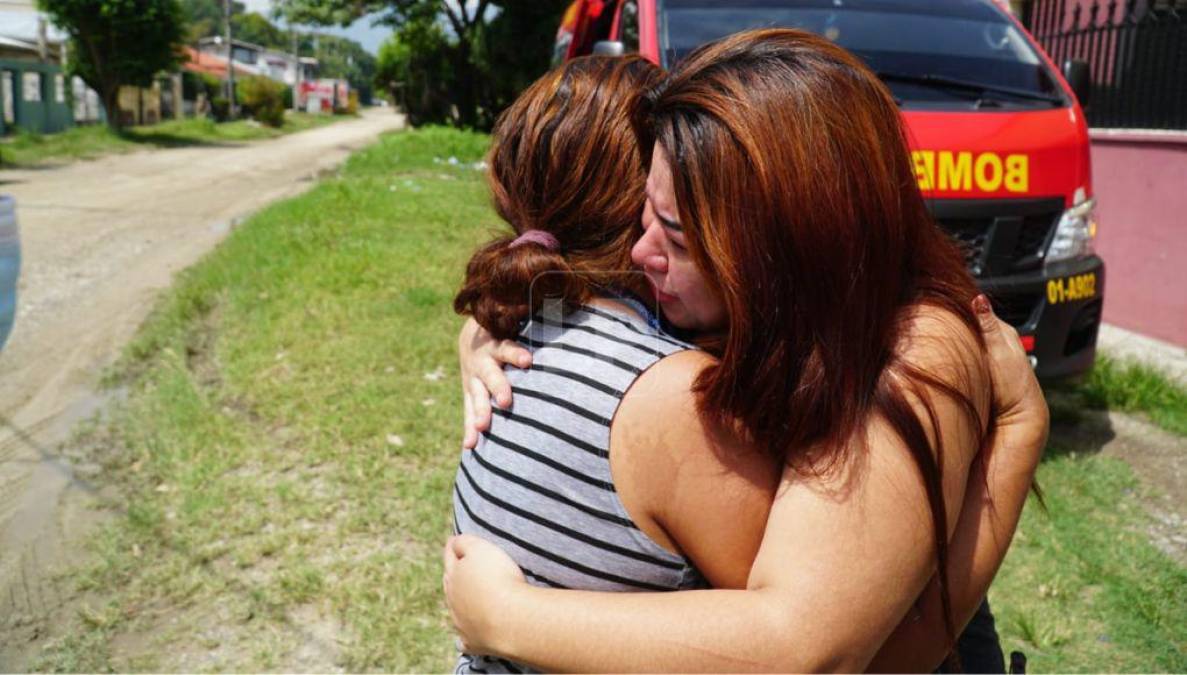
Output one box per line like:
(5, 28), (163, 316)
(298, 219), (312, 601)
(1025, 0), (1187, 130)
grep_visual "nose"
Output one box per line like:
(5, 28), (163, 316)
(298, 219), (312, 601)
(632, 216), (669, 274)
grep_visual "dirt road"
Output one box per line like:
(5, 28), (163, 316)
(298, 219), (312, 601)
(0, 110), (404, 660)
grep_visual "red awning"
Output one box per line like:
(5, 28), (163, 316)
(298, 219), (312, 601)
(181, 46), (254, 78)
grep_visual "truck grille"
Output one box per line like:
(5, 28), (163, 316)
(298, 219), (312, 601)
(944, 218), (993, 271)
(989, 291), (1042, 328)
(928, 198), (1064, 279)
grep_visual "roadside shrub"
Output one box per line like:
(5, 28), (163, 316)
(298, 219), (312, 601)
(236, 76), (285, 128)
(181, 71), (204, 100)
(188, 73), (224, 105)
(211, 96), (230, 122)
(201, 73), (222, 98)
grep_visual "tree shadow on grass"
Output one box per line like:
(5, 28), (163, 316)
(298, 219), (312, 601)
(117, 128), (245, 148)
(1042, 382), (1117, 461)
(117, 130), (245, 150)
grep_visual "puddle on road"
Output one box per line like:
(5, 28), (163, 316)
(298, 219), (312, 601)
(0, 386), (127, 668)
(0, 387), (120, 539)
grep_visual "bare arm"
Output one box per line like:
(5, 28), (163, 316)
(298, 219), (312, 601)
(445, 303), (1045, 672)
(447, 336), (983, 673)
(867, 300), (1048, 672)
(448, 405), (964, 673)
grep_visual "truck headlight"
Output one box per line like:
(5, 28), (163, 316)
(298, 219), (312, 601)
(1045, 197), (1097, 265)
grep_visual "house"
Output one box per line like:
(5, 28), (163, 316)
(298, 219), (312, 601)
(184, 45), (258, 80)
(0, 1), (75, 134)
(194, 37), (324, 112)
(196, 37), (316, 89)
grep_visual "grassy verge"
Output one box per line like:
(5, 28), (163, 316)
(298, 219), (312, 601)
(25, 127), (1185, 671)
(0, 112), (348, 168)
(34, 126), (492, 671)
(992, 452), (1187, 671)
(1053, 354), (1187, 437)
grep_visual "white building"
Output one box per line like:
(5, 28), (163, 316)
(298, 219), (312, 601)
(196, 37), (316, 88)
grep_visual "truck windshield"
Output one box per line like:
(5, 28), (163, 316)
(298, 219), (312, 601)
(658, 0), (1066, 109)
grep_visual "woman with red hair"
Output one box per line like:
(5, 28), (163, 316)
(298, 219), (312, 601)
(448, 29), (1047, 672)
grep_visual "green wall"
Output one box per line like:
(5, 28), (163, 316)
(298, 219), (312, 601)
(0, 59), (75, 135)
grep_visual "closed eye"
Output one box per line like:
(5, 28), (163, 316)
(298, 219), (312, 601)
(663, 226), (687, 252)
(655, 212), (685, 247)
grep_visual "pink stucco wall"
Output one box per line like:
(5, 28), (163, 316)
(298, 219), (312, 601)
(1090, 132), (1187, 347)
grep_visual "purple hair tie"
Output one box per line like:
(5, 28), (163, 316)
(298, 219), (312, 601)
(509, 229), (561, 252)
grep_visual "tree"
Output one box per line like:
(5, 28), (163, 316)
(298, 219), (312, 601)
(233, 12), (289, 50)
(39, 0), (186, 130)
(182, 1), (290, 51)
(375, 17), (452, 123)
(479, 0), (569, 119)
(181, 0), (244, 45)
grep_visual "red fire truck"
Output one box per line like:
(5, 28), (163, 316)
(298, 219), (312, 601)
(557, 0), (1105, 379)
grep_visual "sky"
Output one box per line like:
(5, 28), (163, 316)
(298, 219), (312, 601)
(240, 0), (391, 55)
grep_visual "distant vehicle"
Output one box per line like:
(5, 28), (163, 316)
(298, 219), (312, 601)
(557, 0), (1105, 379)
(0, 195), (19, 352)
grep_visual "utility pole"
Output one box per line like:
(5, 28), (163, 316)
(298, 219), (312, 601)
(291, 26), (301, 113)
(223, 0), (237, 118)
(36, 16), (47, 62)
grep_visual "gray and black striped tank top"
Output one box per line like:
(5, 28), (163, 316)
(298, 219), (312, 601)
(452, 298), (705, 675)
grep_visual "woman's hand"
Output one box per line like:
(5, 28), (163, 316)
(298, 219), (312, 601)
(459, 318), (533, 449)
(973, 294), (1049, 470)
(443, 534), (529, 656)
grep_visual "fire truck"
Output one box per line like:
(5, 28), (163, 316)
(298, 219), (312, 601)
(557, 0), (1105, 379)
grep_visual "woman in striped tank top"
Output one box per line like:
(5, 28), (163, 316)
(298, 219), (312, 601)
(446, 30), (1050, 672)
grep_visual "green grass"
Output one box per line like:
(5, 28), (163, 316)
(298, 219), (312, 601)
(0, 112), (347, 168)
(992, 452), (1187, 671)
(38, 126), (493, 671)
(27, 126), (1186, 671)
(1059, 354), (1187, 437)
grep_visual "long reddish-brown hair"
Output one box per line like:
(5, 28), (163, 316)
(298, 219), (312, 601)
(454, 56), (663, 338)
(637, 29), (991, 658)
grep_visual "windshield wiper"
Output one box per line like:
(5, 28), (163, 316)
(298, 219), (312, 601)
(875, 71), (1064, 105)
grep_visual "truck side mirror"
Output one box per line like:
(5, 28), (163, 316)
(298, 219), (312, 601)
(1063, 59), (1092, 107)
(592, 40), (625, 57)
